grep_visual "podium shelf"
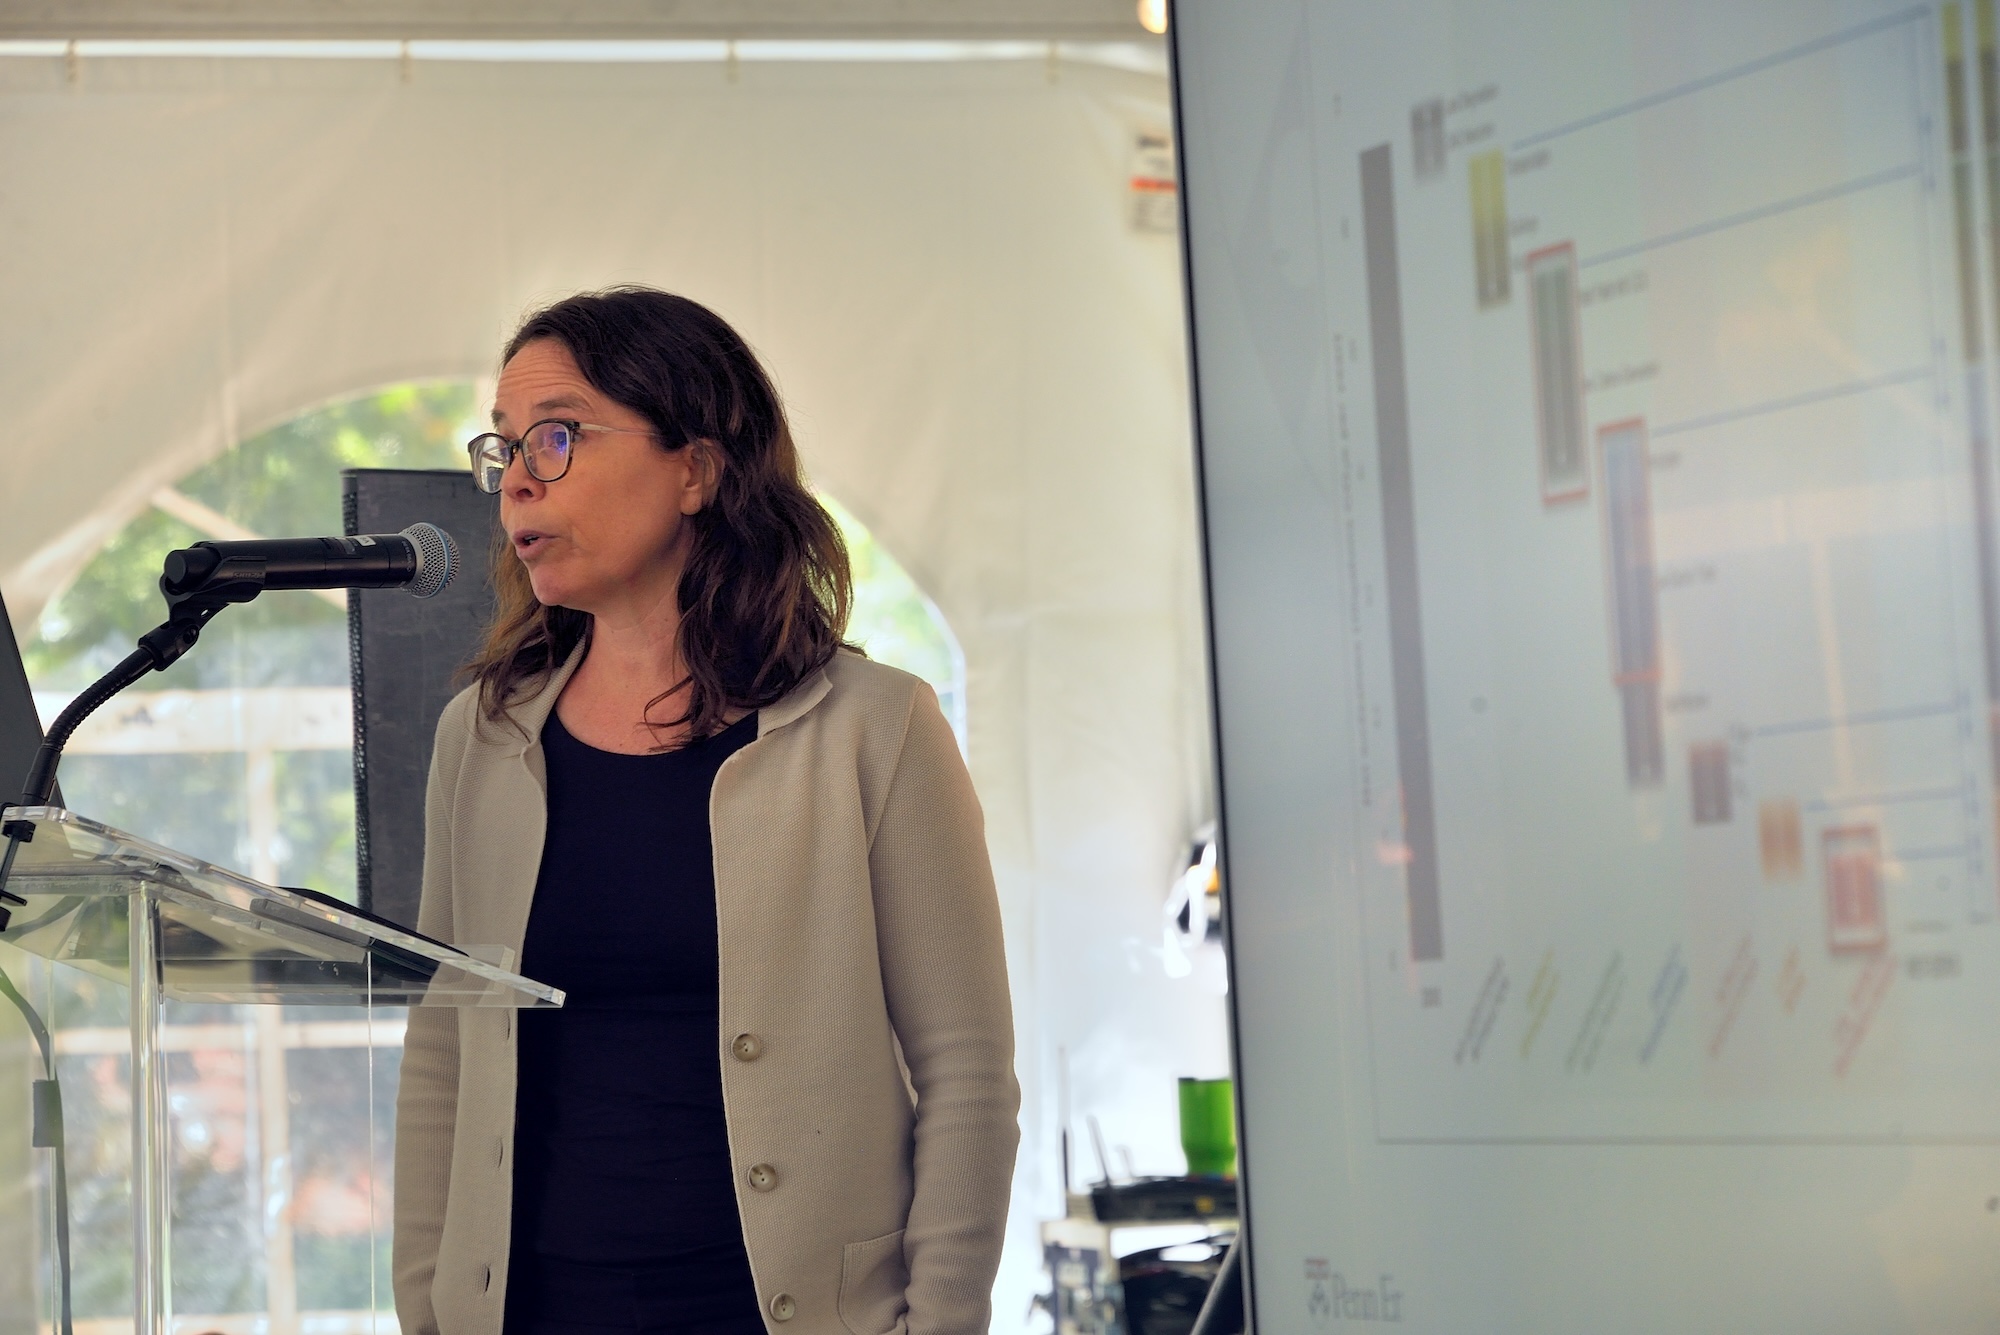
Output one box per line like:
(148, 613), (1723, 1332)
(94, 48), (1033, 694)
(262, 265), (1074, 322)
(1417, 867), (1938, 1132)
(0, 806), (562, 1008)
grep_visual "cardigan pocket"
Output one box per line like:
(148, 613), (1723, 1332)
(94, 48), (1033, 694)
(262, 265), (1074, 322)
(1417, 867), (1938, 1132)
(837, 1229), (909, 1335)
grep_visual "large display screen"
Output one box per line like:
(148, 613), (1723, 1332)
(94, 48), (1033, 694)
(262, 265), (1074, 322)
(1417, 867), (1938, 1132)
(1175, 2), (2000, 1329)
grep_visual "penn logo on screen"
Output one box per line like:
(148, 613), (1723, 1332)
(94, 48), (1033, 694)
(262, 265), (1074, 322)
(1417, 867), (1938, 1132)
(1306, 1260), (1404, 1324)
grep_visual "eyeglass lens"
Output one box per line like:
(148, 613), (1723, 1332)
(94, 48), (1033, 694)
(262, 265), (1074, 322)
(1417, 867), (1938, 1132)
(468, 421), (575, 493)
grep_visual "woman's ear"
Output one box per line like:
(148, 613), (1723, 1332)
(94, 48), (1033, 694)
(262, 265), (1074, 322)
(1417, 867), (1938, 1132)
(682, 439), (727, 515)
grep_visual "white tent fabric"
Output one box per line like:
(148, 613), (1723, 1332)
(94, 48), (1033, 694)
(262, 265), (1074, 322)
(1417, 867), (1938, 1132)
(0, 48), (1221, 1327)
(0, 0), (1150, 41)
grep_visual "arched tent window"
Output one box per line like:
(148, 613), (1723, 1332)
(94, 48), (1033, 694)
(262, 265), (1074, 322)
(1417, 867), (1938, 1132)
(26, 383), (478, 902)
(821, 494), (967, 745)
(17, 380), (965, 1329)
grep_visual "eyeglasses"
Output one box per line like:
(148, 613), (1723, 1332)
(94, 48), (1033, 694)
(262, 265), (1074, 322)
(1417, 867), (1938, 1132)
(465, 419), (661, 494)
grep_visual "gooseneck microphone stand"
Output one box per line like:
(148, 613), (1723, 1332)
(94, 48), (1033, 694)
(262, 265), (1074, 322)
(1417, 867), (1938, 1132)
(1, 544), (272, 853)
(0, 553), (267, 1335)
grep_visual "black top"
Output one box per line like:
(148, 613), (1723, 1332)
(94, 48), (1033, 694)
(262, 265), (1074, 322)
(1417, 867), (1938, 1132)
(506, 707), (760, 1321)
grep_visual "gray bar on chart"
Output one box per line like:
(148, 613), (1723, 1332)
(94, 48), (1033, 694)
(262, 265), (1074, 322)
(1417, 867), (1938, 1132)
(1964, 377), (2000, 778)
(1528, 243), (1587, 502)
(1601, 418), (1664, 787)
(1689, 739), (1731, 824)
(1361, 142), (1444, 962)
(1620, 682), (1665, 787)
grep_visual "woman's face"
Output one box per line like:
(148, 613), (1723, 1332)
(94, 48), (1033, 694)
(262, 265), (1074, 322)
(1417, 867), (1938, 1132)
(493, 338), (716, 621)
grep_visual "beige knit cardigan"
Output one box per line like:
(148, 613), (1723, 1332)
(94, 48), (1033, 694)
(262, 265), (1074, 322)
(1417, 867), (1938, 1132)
(391, 647), (1019, 1335)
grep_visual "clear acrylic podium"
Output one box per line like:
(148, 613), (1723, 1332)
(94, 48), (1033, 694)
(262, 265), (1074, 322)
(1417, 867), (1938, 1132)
(0, 805), (563, 1335)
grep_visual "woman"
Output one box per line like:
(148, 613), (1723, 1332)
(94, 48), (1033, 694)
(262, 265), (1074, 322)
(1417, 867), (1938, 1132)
(392, 288), (1019, 1335)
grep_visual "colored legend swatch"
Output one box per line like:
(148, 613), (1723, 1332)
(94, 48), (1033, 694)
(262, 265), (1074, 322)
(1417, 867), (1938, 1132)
(1412, 98), (1446, 180)
(1469, 149), (1509, 308)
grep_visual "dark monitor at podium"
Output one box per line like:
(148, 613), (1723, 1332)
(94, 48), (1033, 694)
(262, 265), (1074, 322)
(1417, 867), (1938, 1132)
(0, 589), (58, 810)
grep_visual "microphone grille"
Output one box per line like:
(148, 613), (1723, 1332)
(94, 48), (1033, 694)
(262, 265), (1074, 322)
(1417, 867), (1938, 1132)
(401, 523), (458, 599)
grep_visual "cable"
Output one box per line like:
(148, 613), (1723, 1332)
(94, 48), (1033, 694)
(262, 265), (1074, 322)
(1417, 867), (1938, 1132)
(0, 950), (74, 1335)
(0, 827), (24, 923)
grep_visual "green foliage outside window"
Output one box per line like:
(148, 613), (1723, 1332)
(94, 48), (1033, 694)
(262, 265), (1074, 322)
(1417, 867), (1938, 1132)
(28, 383), (476, 693)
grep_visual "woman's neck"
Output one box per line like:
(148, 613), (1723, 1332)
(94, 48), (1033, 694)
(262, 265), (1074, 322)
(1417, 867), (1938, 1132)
(558, 604), (697, 753)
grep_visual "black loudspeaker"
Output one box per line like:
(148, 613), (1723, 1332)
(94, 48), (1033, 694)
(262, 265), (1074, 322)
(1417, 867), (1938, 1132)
(344, 469), (498, 927)
(0, 588), (59, 809)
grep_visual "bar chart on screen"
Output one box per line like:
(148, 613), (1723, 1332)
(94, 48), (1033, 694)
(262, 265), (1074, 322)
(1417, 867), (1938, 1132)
(1328, 3), (2000, 1142)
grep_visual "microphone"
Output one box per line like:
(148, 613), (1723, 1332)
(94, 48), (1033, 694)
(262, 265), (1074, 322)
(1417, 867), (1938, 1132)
(0, 522), (457, 830)
(160, 523), (458, 601)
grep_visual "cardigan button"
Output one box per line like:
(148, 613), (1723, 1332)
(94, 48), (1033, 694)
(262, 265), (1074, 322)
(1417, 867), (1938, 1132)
(769, 1292), (797, 1322)
(731, 1033), (763, 1061)
(747, 1162), (779, 1192)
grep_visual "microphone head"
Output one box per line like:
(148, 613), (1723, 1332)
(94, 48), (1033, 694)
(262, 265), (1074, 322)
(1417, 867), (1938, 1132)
(401, 523), (457, 599)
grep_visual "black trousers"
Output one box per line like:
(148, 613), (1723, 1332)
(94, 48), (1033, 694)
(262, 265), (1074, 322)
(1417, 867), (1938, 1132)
(504, 1251), (765, 1335)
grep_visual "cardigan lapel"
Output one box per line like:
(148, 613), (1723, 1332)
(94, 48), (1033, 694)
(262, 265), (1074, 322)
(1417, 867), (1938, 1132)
(497, 646), (585, 756)
(468, 646), (584, 957)
(758, 664), (832, 736)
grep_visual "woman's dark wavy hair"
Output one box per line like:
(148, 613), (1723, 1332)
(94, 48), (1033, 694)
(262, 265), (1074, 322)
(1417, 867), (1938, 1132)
(466, 286), (853, 740)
